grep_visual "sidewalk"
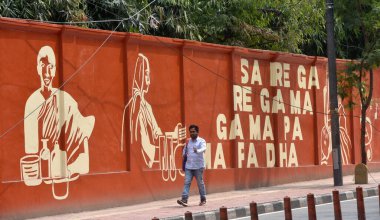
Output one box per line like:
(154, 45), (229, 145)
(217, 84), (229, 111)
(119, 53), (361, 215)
(31, 172), (380, 220)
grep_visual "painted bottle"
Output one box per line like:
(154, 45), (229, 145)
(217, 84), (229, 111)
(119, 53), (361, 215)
(39, 139), (51, 182)
(50, 141), (67, 179)
(50, 141), (69, 200)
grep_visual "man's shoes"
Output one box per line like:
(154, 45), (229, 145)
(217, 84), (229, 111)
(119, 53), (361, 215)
(199, 200), (206, 206)
(177, 199), (188, 207)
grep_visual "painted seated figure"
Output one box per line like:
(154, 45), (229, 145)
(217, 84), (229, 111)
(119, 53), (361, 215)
(23, 46), (95, 185)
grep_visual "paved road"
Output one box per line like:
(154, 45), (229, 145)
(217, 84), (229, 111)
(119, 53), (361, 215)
(235, 196), (380, 220)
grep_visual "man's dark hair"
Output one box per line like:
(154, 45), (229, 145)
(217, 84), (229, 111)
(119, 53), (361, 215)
(189, 124), (199, 132)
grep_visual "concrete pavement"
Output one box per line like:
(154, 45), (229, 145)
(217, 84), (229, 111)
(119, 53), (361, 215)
(30, 171), (380, 220)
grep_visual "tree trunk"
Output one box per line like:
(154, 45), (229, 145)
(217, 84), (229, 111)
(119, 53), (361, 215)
(360, 106), (367, 164)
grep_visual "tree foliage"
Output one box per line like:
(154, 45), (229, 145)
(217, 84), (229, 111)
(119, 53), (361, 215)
(1, 0), (328, 55)
(0, 0), (87, 23)
(1, 0), (378, 60)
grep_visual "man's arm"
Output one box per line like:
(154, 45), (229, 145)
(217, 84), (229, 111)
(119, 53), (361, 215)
(194, 139), (206, 153)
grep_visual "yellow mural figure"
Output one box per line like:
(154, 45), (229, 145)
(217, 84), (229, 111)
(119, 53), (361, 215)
(320, 71), (352, 165)
(364, 102), (379, 161)
(128, 53), (186, 181)
(20, 46), (95, 200)
(320, 71), (378, 165)
(130, 53), (162, 167)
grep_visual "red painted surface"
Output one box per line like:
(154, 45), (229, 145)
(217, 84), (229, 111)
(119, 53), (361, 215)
(0, 17), (380, 219)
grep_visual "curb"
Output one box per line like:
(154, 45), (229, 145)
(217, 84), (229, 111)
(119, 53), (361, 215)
(164, 187), (378, 220)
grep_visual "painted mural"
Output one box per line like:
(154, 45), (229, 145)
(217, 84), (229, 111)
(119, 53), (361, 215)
(123, 53), (186, 181)
(319, 69), (380, 165)
(0, 18), (379, 219)
(365, 99), (380, 161)
(213, 59), (319, 168)
(20, 46), (95, 200)
(320, 70), (352, 165)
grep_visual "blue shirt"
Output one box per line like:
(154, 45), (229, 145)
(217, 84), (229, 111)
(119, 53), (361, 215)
(183, 137), (206, 169)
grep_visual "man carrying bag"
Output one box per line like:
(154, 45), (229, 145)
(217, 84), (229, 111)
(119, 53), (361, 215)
(177, 124), (207, 207)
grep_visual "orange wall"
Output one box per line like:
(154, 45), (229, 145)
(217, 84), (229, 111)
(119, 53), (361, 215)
(1, 17), (380, 219)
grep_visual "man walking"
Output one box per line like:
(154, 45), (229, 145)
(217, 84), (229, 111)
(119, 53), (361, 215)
(177, 124), (207, 206)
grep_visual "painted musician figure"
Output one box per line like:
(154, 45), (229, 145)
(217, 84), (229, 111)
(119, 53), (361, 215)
(129, 53), (186, 181)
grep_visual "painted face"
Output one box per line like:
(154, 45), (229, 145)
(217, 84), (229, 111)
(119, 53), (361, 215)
(37, 56), (55, 88)
(189, 128), (198, 140)
(143, 66), (151, 93)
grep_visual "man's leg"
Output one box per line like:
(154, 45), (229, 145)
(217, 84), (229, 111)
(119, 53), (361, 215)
(178, 169), (193, 206)
(194, 168), (206, 203)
